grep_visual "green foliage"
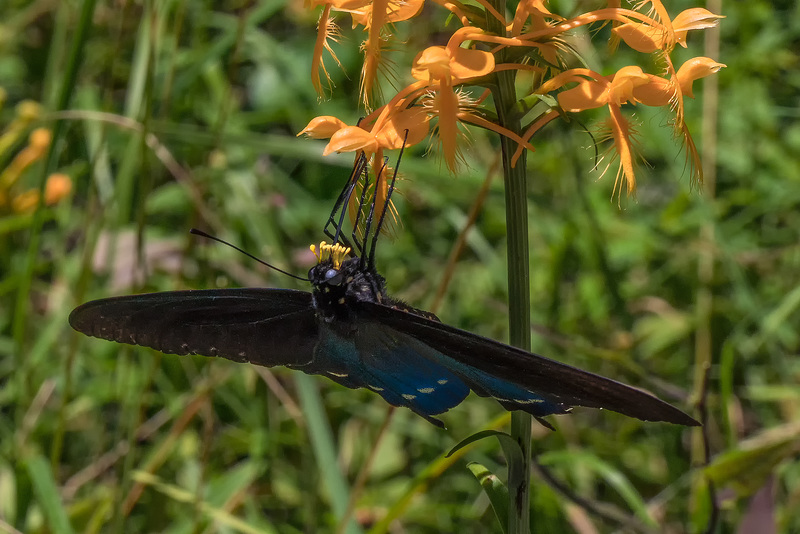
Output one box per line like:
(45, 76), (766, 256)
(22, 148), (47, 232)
(1, 0), (799, 532)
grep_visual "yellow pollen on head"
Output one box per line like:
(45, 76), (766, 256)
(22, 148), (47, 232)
(310, 241), (352, 269)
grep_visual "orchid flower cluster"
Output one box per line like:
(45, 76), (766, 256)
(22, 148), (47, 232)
(0, 94), (72, 214)
(298, 0), (724, 202)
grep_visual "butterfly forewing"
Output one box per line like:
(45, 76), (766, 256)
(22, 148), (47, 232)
(69, 289), (318, 367)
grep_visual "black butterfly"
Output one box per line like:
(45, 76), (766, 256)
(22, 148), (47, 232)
(70, 152), (698, 429)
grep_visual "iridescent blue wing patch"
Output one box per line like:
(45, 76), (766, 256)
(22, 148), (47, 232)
(304, 323), (469, 427)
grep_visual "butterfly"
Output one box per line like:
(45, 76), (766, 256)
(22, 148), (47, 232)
(70, 151), (698, 429)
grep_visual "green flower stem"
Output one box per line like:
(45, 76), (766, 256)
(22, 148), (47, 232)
(486, 3), (533, 533)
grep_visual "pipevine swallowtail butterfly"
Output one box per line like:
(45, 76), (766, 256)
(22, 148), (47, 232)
(70, 151), (697, 429)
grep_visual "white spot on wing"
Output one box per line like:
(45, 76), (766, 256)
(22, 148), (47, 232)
(369, 385), (384, 391)
(515, 398), (544, 404)
(437, 379), (448, 385)
(417, 387), (435, 394)
(402, 394), (417, 400)
(328, 371), (349, 378)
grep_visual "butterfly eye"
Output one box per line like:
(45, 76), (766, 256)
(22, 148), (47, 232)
(325, 269), (343, 286)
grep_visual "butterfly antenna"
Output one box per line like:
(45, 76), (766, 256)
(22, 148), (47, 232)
(367, 131), (407, 269)
(189, 228), (310, 282)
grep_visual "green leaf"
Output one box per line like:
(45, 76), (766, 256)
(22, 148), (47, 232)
(26, 453), (76, 534)
(447, 429), (522, 467)
(705, 421), (800, 498)
(295, 374), (363, 534)
(467, 462), (509, 534)
(131, 471), (278, 534)
(539, 450), (657, 527)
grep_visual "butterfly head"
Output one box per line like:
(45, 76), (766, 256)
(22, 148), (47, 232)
(308, 241), (386, 323)
(310, 241), (352, 285)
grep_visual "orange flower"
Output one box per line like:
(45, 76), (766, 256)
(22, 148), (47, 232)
(310, 5), (343, 97)
(0, 101), (42, 158)
(537, 52), (724, 193)
(421, 89), (469, 173)
(354, 0), (426, 106)
(299, 107), (427, 231)
(631, 57), (726, 106)
(510, 0), (563, 37)
(0, 127), (72, 214)
(301, 107), (429, 157)
(552, 66), (650, 112)
(536, 67), (650, 193)
(612, 7), (724, 54)
(408, 39), (494, 172)
(1, 127), (51, 190)
(299, 0), (725, 194)
(44, 173), (72, 205)
(297, 116), (349, 139)
(308, 0), (424, 102)
(407, 30), (532, 170)
(411, 44), (495, 86)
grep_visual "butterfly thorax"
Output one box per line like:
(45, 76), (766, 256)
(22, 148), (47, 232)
(307, 242), (438, 326)
(308, 243), (387, 325)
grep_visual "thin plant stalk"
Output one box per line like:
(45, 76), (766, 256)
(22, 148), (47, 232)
(691, 0), (721, 528)
(486, 1), (533, 531)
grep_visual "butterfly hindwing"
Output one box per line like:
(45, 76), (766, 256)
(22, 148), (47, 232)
(358, 301), (698, 426)
(304, 323), (469, 427)
(353, 322), (472, 425)
(69, 289), (319, 367)
(357, 319), (569, 420)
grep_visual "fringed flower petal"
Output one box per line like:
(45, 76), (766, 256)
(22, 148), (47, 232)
(311, 5), (343, 97)
(605, 106), (640, 197)
(431, 88), (462, 173)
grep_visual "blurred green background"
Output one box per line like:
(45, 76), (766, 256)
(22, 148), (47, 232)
(1, 1), (798, 532)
